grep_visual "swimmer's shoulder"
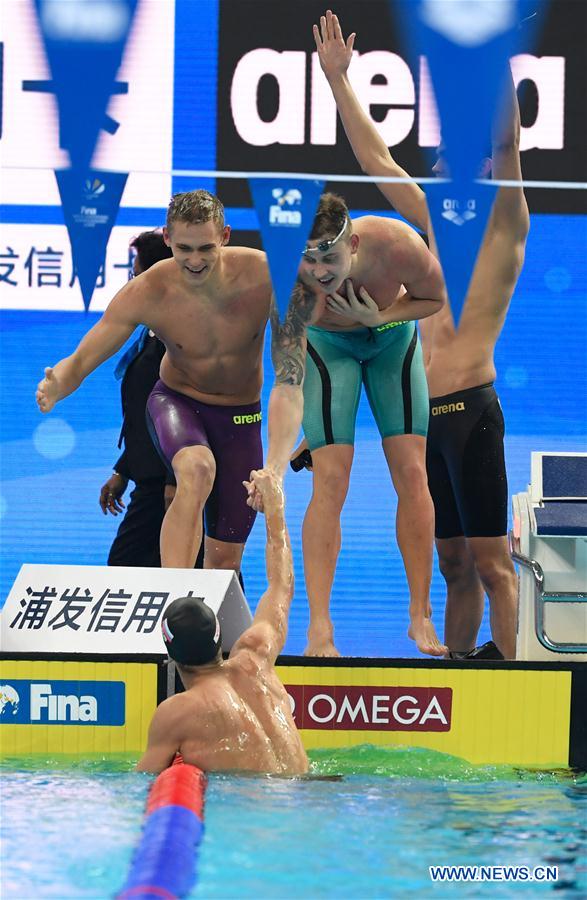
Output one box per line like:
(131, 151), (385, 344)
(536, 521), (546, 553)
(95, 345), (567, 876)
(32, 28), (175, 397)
(148, 690), (195, 737)
(225, 247), (272, 296)
(106, 261), (170, 321)
(126, 258), (178, 307)
(226, 645), (268, 677)
(141, 258), (177, 289)
(225, 245), (267, 271)
(357, 215), (428, 268)
(354, 214), (419, 243)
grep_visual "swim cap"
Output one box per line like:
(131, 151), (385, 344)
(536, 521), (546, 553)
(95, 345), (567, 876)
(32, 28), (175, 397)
(161, 596), (222, 665)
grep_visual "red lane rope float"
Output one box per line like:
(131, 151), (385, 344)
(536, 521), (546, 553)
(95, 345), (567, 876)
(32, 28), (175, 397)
(117, 756), (207, 900)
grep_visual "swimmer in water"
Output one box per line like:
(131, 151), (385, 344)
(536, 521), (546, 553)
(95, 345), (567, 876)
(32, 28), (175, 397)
(137, 468), (309, 775)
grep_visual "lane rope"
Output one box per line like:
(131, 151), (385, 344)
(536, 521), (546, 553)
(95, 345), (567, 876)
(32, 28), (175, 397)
(117, 756), (207, 900)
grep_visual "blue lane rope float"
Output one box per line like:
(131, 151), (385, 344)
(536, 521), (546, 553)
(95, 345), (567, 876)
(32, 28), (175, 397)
(117, 756), (207, 900)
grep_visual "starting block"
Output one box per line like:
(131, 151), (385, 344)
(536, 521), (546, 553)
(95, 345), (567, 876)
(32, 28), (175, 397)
(511, 452), (587, 661)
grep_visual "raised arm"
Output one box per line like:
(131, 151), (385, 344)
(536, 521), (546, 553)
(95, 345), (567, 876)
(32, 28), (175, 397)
(314, 9), (428, 232)
(490, 64), (530, 242)
(231, 470), (294, 665)
(35, 280), (145, 413)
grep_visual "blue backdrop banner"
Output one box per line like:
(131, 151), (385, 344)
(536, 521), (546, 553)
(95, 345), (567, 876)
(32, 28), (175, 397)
(392, 0), (543, 321)
(425, 181), (498, 324)
(55, 169), (128, 311)
(249, 178), (324, 321)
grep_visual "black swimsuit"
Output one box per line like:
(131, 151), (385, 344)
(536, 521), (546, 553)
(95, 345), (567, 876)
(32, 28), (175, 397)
(426, 382), (508, 539)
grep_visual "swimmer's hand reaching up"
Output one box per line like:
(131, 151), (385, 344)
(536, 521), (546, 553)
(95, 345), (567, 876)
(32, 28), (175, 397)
(36, 367), (60, 413)
(243, 468), (284, 515)
(314, 9), (355, 81)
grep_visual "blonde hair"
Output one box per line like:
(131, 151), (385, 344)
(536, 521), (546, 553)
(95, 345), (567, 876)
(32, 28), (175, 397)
(166, 190), (225, 232)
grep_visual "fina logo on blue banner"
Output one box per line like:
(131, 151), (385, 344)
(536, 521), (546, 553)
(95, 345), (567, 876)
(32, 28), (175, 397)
(269, 188), (303, 226)
(249, 176), (324, 320)
(56, 168), (128, 309)
(0, 680), (125, 726)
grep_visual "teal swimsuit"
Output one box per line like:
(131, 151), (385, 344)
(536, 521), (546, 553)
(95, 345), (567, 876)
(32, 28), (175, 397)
(302, 321), (429, 450)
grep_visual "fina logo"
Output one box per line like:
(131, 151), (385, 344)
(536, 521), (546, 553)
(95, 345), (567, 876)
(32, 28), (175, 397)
(31, 684), (98, 722)
(80, 178), (106, 217)
(84, 178), (106, 201)
(269, 187), (302, 226)
(0, 684), (20, 716)
(441, 197), (477, 226)
(0, 680), (125, 726)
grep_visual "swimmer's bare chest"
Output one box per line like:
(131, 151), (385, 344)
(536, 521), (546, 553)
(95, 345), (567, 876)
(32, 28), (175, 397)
(314, 266), (403, 332)
(148, 288), (270, 403)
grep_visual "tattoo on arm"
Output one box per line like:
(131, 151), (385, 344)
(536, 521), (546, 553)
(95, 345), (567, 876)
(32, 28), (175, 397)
(270, 281), (317, 386)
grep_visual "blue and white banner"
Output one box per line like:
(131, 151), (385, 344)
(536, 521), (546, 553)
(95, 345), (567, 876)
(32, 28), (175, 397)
(249, 178), (324, 321)
(392, 0), (543, 322)
(55, 169), (128, 310)
(33, 0), (139, 172)
(0, 679), (126, 726)
(425, 182), (498, 324)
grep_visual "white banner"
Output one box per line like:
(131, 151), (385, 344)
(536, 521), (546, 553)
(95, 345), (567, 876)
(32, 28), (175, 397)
(0, 0), (174, 207)
(0, 224), (161, 311)
(0, 564), (253, 656)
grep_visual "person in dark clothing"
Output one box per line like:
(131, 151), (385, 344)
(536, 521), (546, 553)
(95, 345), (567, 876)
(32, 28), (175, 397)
(99, 230), (204, 568)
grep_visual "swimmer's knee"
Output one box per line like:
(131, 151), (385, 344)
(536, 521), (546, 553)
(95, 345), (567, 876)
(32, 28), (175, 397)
(172, 446), (216, 492)
(312, 462), (352, 502)
(474, 556), (517, 596)
(205, 538), (243, 571)
(468, 538), (516, 590)
(391, 458), (429, 495)
(437, 541), (476, 586)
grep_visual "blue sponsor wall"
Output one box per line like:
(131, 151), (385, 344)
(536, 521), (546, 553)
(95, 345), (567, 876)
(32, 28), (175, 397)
(1, 212), (585, 656)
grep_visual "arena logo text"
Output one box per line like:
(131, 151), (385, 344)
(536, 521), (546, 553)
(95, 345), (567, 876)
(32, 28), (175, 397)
(230, 51), (565, 152)
(431, 402), (466, 415)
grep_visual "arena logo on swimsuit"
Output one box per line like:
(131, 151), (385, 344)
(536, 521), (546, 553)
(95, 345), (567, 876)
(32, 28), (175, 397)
(233, 412), (262, 424)
(286, 685), (452, 732)
(431, 402), (466, 416)
(230, 51), (565, 151)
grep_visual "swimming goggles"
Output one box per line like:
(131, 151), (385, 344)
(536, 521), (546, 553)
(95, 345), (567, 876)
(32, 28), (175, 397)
(303, 218), (348, 256)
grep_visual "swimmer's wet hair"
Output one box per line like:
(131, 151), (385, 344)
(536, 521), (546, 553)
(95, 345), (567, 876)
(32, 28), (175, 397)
(310, 192), (350, 242)
(166, 189), (225, 232)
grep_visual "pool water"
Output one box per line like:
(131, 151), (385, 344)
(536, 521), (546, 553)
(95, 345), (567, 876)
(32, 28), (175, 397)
(1, 747), (585, 899)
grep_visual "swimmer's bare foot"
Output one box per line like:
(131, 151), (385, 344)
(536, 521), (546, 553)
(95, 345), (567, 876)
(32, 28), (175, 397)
(304, 625), (341, 657)
(408, 616), (448, 657)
